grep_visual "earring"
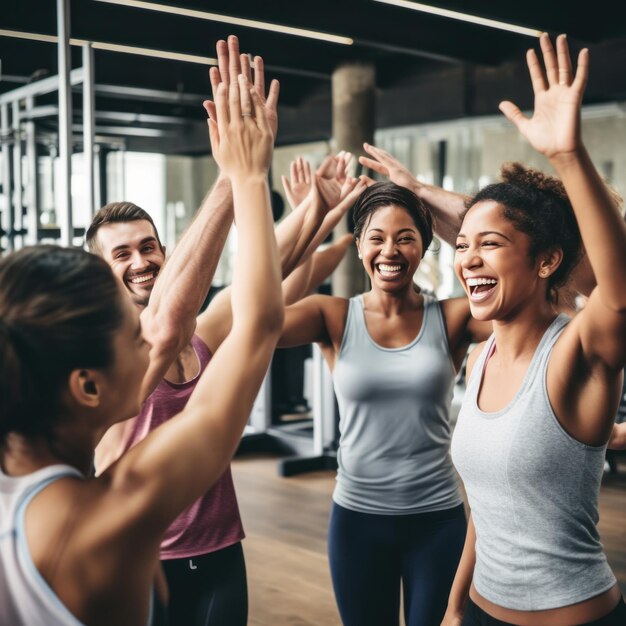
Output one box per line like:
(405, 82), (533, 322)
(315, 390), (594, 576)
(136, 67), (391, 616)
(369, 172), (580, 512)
(358, 252), (362, 259)
(540, 269), (548, 277)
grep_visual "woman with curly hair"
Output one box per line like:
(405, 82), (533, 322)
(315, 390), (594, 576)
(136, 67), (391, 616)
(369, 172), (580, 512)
(443, 34), (626, 626)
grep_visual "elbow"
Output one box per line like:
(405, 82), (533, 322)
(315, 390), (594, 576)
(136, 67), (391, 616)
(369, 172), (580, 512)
(265, 302), (285, 337)
(149, 318), (196, 358)
(249, 303), (284, 340)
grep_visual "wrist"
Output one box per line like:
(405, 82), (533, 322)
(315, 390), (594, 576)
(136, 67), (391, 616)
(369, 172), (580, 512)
(548, 145), (587, 170)
(229, 173), (269, 187)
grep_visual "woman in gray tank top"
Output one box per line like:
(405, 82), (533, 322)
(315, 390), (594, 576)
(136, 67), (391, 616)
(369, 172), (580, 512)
(444, 34), (626, 626)
(280, 182), (492, 625)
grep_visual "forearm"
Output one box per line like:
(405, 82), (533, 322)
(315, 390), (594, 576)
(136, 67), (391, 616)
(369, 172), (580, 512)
(274, 196), (315, 278)
(446, 513), (476, 616)
(145, 174), (234, 344)
(416, 184), (467, 247)
(551, 147), (626, 311)
(282, 256), (313, 305)
(231, 177), (283, 328)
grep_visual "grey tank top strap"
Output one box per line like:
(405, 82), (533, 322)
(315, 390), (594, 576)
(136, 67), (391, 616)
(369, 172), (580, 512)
(332, 293), (462, 515)
(451, 314), (616, 611)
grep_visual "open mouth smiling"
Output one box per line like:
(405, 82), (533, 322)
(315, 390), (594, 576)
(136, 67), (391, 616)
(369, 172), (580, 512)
(466, 276), (498, 301)
(376, 263), (405, 279)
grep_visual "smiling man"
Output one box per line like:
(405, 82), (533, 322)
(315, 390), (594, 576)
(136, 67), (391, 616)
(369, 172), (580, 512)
(87, 202), (165, 307)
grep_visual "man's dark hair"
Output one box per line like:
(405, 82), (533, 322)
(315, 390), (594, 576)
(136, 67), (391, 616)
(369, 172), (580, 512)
(86, 202), (163, 254)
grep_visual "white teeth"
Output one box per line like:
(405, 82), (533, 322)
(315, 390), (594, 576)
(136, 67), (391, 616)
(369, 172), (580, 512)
(378, 264), (402, 272)
(466, 277), (498, 287)
(130, 273), (154, 284)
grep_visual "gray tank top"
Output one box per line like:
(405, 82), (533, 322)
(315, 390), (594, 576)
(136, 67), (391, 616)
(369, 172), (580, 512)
(332, 294), (462, 514)
(451, 315), (616, 611)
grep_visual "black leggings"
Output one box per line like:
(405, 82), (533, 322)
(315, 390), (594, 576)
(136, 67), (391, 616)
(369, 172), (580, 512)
(328, 502), (466, 626)
(461, 596), (626, 626)
(161, 542), (247, 626)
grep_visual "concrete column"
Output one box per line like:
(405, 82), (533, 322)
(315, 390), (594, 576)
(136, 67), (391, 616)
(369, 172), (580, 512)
(331, 62), (375, 298)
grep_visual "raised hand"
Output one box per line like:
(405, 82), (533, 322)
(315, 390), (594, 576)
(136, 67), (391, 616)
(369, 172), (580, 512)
(499, 33), (588, 159)
(204, 35), (280, 141)
(358, 143), (420, 192)
(315, 151), (354, 211)
(208, 74), (273, 182)
(281, 157), (313, 209)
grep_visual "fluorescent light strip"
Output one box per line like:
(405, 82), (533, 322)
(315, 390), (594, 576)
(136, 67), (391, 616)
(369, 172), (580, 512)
(374, 0), (541, 37)
(95, 0), (353, 45)
(0, 29), (217, 65)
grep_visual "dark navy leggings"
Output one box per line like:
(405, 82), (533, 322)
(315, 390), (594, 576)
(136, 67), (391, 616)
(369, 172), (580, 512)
(328, 502), (466, 626)
(461, 597), (626, 626)
(161, 542), (247, 626)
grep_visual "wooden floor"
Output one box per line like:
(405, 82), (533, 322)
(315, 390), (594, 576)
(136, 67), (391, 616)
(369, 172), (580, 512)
(232, 454), (626, 626)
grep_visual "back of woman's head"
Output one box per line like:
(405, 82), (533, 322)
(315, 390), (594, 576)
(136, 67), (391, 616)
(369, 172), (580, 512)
(467, 163), (582, 293)
(352, 182), (433, 256)
(0, 246), (124, 443)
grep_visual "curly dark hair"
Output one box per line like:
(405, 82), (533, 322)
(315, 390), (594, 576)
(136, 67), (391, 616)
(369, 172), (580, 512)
(465, 163), (582, 295)
(352, 182), (433, 257)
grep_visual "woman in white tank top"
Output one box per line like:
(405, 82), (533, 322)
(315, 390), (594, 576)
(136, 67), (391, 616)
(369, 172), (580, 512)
(0, 73), (282, 626)
(443, 34), (626, 626)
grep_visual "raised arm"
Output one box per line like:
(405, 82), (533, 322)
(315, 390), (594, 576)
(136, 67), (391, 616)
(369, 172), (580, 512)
(196, 154), (364, 352)
(137, 173), (233, 401)
(282, 233), (354, 304)
(359, 143), (467, 247)
(503, 35), (626, 355)
(501, 34), (626, 442)
(106, 71), (282, 530)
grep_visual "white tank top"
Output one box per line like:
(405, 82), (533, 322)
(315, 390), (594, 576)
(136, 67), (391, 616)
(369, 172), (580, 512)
(0, 463), (86, 626)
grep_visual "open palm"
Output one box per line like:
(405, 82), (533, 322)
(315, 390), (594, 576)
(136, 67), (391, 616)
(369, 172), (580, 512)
(499, 34), (588, 159)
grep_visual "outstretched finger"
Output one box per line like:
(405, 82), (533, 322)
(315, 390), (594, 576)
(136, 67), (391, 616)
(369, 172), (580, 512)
(304, 160), (312, 185)
(290, 159), (297, 184)
(555, 34), (573, 86)
(359, 174), (377, 187)
(359, 155), (389, 177)
(254, 55), (266, 101)
(202, 99), (217, 122)
(539, 32), (559, 86)
(266, 79), (280, 114)
(281, 175), (293, 199)
(238, 74), (253, 118)
(215, 82), (230, 127)
(250, 86), (270, 132)
(526, 48), (548, 94)
(499, 101), (529, 134)
(296, 157), (305, 182)
(240, 53), (253, 86)
(363, 142), (393, 163)
(209, 67), (221, 102)
(208, 118), (220, 154)
(573, 47), (589, 94)
(228, 80), (242, 121)
(216, 39), (229, 87)
(227, 35), (241, 86)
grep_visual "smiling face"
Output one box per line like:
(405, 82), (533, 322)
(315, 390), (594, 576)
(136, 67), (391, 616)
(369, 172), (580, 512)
(357, 204), (424, 294)
(95, 220), (165, 308)
(454, 200), (553, 322)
